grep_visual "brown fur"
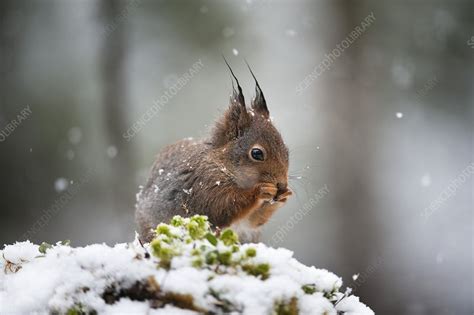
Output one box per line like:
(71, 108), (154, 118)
(135, 72), (291, 243)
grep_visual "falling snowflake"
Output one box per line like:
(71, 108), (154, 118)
(66, 150), (75, 160)
(68, 127), (82, 145)
(285, 29), (297, 37)
(54, 178), (69, 192)
(215, 181), (221, 186)
(352, 274), (359, 281)
(222, 27), (235, 38)
(396, 112), (403, 119)
(420, 174), (432, 187)
(107, 145), (118, 158)
(232, 48), (239, 56)
(136, 185), (144, 202)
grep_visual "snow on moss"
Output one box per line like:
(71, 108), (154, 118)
(0, 215), (374, 315)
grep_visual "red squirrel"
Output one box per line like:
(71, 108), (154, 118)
(135, 61), (291, 243)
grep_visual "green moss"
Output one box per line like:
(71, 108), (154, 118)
(205, 251), (218, 265)
(186, 221), (202, 239)
(205, 233), (218, 246)
(217, 251), (232, 265)
(38, 242), (52, 254)
(192, 258), (203, 268)
(150, 240), (176, 268)
(242, 263), (270, 280)
(220, 229), (239, 246)
(189, 215), (208, 230)
(65, 303), (96, 315)
(156, 224), (172, 237)
(170, 215), (185, 227)
(245, 247), (257, 257)
(302, 284), (316, 295)
(183, 215), (210, 240)
(274, 297), (299, 315)
(149, 216), (272, 278)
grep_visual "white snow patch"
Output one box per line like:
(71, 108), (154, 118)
(0, 223), (373, 315)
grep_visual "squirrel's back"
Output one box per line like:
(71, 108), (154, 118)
(135, 138), (210, 241)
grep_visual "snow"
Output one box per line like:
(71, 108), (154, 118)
(199, 6), (209, 14)
(0, 216), (374, 315)
(54, 178), (69, 192)
(106, 145), (118, 158)
(1, 241), (39, 265)
(285, 29), (297, 37)
(222, 27), (235, 38)
(336, 295), (373, 315)
(68, 127), (82, 145)
(102, 299), (150, 314)
(66, 149), (75, 160)
(420, 174), (431, 187)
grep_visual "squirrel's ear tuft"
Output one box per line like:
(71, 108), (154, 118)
(211, 58), (251, 147)
(246, 62), (269, 118)
(224, 56), (246, 109)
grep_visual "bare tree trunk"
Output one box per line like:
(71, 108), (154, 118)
(100, 0), (135, 216)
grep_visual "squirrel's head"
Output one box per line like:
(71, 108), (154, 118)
(211, 62), (289, 195)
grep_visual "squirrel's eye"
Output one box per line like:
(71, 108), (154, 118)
(250, 148), (265, 161)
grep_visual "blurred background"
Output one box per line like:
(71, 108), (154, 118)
(0, 0), (472, 314)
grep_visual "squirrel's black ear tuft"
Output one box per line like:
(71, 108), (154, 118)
(211, 58), (251, 147)
(223, 56), (246, 109)
(246, 61), (269, 118)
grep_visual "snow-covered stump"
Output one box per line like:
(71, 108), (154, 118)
(0, 216), (373, 315)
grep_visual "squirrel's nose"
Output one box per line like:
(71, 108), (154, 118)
(276, 182), (288, 194)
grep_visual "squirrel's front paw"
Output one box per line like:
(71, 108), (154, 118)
(256, 183), (278, 202)
(274, 188), (292, 203)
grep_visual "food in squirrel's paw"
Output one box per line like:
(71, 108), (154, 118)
(135, 61), (292, 243)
